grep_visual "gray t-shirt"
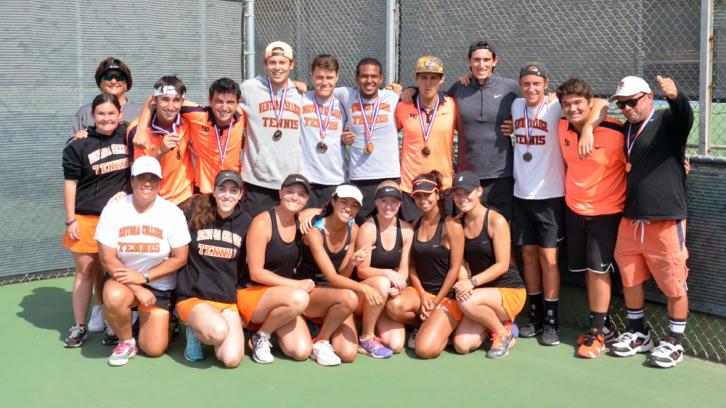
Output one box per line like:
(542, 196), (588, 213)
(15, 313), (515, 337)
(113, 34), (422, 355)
(71, 101), (142, 139)
(300, 91), (347, 185)
(447, 75), (519, 179)
(240, 75), (303, 189)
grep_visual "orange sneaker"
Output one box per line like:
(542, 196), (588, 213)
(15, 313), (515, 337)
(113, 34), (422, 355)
(576, 332), (605, 359)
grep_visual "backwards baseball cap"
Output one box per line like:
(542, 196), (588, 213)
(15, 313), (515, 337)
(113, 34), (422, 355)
(415, 55), (444, 75)
(609, 76), (652, 101)
(411, 179), (438, 195)
(520, 62), (548, 80)
(452, 171), (480, 192)
(468, 38), (497, 58)
(334, 184), (364, 206)
(265, 41), (294, 61)
(131, 156), (162, 179)
(375, 185), (403, 200)
(214, 170), (243, 188)
(281, 173), (310, 194)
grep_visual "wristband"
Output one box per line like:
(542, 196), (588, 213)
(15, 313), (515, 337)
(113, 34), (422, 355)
(65, 219), (77, 226)
(469, 277), (477, 287)
(143, 271), (151, 283)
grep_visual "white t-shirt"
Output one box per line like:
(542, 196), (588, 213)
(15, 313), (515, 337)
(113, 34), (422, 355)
(511, 97), (565, 199)
(300, 91), (347, 185)
(334, 87), (400, 181)
(95, 195), (191, 291)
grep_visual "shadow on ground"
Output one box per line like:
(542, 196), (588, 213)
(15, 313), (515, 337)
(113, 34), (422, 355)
(16, 286), (71, 341)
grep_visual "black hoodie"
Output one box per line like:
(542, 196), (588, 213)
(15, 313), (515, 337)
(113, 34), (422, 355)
(176, 204), (252, 303)
(62, 124), (130, 215)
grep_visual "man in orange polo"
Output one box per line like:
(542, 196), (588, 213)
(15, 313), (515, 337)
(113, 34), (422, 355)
(556, 78), (626, 359)
(396, 55), (456, 222)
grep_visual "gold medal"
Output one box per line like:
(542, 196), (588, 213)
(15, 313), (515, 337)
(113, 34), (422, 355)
(365, 142), (375, 154)
(421, 146), (431, 157)
(272, 129), (282, 141)
(316, 141), (328, 153)
(523, 152), (533, 162)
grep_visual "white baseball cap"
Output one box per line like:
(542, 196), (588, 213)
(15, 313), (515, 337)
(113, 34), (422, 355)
(131, 156), (163, 179)
(264, 41), (294, 61)
(610, 76), (652, 101)
(334, 184), (363, 206)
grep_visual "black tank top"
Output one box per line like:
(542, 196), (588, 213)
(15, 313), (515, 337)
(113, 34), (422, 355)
(412, 215), (454, 298)
(298, 220), (352, 285)
(262, 208), (302, 279)
(462, 209), (525, 289)
(370, 217), (403, 270)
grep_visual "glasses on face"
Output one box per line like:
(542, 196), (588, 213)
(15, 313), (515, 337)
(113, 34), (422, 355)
(615, 94), (646, 109)
(101, 72), (127, 82)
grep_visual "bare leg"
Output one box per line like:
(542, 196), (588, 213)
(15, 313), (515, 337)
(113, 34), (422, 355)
(138, 308), (169, 357)
(414, 309), (458, 359)
(103, 279), (136, 341)
(71, 253), (100, 325)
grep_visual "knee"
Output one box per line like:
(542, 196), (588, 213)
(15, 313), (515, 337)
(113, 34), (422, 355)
(204, 323), (229, 344)
(340, 290), (358, 312)
(140, 342), (167, 358)
(340, 349), (357, 363)
(102, 285), (127, 309)
(288, 289), (310, 314)
(287, 345), (312, 362)
(453, 337), (478, 355)
(385, 297), (405, 318)
(221, 352), (243, 368)
(369, 276), (391, 294)
(386, 338), (404, 354)
(415, 345), (441, 360)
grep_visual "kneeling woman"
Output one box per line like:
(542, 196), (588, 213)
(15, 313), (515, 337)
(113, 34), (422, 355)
(238, 174), (313, 364)
(451, 171), (526, 359)
(96, 157), (190, 366)
(386, 172), (465, 359)
(297, 185), (386, 366)
(175, 171), (251, 367)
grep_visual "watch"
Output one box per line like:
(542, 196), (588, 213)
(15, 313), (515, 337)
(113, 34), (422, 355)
(143, 271), (151, 283)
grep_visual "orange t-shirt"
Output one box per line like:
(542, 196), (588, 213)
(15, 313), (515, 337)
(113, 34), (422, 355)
(128, 116), (194, 205)
(181, 106), (246, 194)
(396, 95), (457, 193)
(558, 117), (626, 216)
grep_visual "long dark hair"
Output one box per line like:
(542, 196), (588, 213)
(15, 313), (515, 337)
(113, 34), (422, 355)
(185, 194), (218, 230)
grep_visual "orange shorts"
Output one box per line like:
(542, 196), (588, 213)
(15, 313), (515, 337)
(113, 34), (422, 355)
(236, 286), (268, 326)
(614, 218), (689, 298)
(403, 287), (463, 321)
(498, 288), (526, 321)
(176, 297), (238, 324)
(61, 214), (100, 254)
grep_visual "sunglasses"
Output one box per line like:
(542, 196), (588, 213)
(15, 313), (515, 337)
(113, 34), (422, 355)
(615, 93), (646, 109)
(101, 72), (127, 82)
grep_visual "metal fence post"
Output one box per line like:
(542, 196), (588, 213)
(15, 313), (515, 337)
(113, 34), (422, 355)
(244, 0), (256, 80)
(700, 0), (714, 155)
(386, 0), (399, 83)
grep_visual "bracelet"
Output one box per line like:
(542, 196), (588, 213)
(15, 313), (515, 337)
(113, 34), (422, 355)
(469, 277), (477, 287)
(65, 219), (77, 226)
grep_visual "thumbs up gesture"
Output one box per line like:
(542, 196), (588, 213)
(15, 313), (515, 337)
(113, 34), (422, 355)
(656, 75), (678, 100)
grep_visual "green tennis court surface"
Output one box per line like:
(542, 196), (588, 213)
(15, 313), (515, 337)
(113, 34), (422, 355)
(2, 278), (723, 408)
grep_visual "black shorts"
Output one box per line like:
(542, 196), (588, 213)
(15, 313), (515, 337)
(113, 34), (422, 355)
(243, 183), (280, 217)
(512, 196), (565, 248)
(400, 189), (454, 223)
(479, 177), (514, 222)
(350, 177), (400, 224)
(565, 207), (621, 274)
(306, 183), (338, 209)
(141, 284), (175, 311)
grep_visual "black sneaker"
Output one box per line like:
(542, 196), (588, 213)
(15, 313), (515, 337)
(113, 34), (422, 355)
(64, 325), (88, 348)
(539, 325), (560, 346)
(602, 320), (619, 345)
(519, 322), (543, 338)
(102, 325), (119, 346)
(169, 314), (180, 341)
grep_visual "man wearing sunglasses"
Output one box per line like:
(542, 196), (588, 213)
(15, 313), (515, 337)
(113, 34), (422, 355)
(609, 75), (694, 368)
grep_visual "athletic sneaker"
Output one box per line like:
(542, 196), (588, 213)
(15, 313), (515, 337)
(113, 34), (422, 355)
(611, 330), (654, 357)
(603, 321), (619, 345)
(359, 337), (393, 359)
(504, 321), (519, 338)
(102, 325), (119, 346)
(310, 340), (341, 366)
(251, 332), (274, 364)
(169, 314), (180, 341)
(576, 332), (605, 359)
(88, 304), (106, 333)
(519, 322), (542, 338)
(486, 330), (516, 359)
(407, 328), (419, 350)
(108, 340), (138, 366)
(63, 324), (88, 348)
(539, 325), (560, 346)
(648, 337), (684, 368)
(184, 326), (204, 362)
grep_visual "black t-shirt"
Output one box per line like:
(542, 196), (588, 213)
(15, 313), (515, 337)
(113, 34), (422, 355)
(624, 91), (694, 220)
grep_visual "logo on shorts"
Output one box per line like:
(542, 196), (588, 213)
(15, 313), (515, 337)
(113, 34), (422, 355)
(564, 138), (571, 147)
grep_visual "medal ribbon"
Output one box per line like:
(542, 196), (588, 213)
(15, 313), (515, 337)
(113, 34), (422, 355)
(417, 94), (440, 147)
(626, 108), (656, 160)
(149, 111), (179, 136)
(213, 117), (235, 166)
(313, 95), (335, 143)
(523, 96), (547, 150)
(357, 91), (381, 146)
(267, 77), (288, 123)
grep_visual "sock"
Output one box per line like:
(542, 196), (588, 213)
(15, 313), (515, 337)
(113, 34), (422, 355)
(544, 298), (559, 328)
(626, 308), (645, 333)
(527, 292), (544, 326)
(668, 318), (687, 345)
(589, 312), (607, 335)
(122, 338), (136, 346)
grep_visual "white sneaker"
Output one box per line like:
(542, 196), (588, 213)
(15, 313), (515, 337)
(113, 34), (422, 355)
(610, 330), (654, 357)
(251, 332), (274, 364)
(648, 338), (684, 368)
(311, 340), (341, 366)
(407, 328), (419, 350)
(108, 340), (138, 367)
(88, 304), (106, 333)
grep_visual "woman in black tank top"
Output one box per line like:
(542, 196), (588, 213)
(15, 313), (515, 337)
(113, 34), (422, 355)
(355, 181), (414, 354)
(385, 172), (465, 359)
(451, 170), (526, 359)
(240, 174), (314, 364)
(297, 184), (393, 365)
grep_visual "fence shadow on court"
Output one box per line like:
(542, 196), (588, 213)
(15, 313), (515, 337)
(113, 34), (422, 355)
(16, 286), (71, 340)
